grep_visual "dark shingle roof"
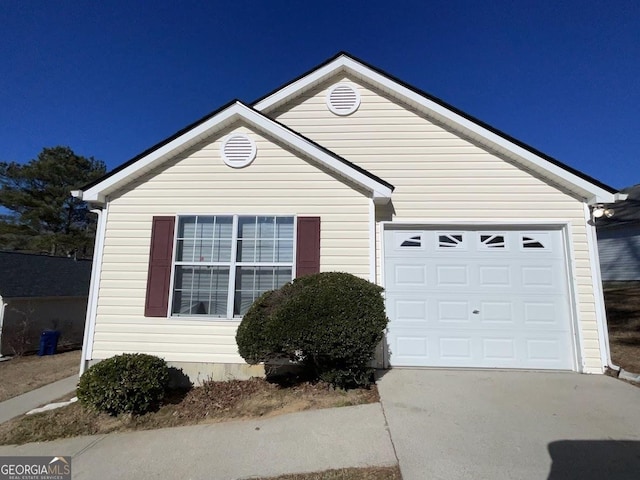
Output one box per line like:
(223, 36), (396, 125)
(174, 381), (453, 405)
(0, 252), (92, 298)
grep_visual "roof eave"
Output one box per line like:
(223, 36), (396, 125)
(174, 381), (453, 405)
(76, 101), (393, 204)
(254, 52), (618, 203)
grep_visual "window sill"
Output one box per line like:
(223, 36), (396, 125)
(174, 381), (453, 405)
(166, 316), (243, 324)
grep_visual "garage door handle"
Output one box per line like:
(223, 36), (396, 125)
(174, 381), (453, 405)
(472, 310), (480, 314)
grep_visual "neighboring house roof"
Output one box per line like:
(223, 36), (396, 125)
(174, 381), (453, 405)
(74, 101), (394, 205)
(0, 252), (92, 298)
(74, 52), (622, 206)
(596, 184), (640, 229)
(254, 52), (621, 204)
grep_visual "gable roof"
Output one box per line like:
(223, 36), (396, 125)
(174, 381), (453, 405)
(0, 252), (92, 298)
(75, 101), (393, 205)
(253, 52), (622, 204)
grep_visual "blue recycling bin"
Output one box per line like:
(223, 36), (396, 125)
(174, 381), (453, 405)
(38, 330), (60, 356)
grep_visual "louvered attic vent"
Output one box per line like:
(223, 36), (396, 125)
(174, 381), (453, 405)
(220, 134), (257, 168)
(326, 83), (361, 116)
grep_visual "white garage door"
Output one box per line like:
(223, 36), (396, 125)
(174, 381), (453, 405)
(384, 227), (575, 370)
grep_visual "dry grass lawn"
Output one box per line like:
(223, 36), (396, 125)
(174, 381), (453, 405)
(0, 378), (379, 445)
(0, 350), (81, 402)
(255, 466), (401, 480)
(603, 282), (640, 373)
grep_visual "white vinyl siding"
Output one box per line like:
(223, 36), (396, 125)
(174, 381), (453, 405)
(272, 75), (603, 372)
(92, 123), (370, 363)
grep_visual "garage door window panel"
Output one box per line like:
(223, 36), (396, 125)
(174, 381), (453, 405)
(479, 233), (507, 250)
(521, 233), (550, 250)
(437, 232), (466, 249)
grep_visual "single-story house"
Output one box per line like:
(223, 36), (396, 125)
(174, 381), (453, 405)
(0, 252), (91, 355)
(73, 52), (625, 382)
(596, 184), (640, 281)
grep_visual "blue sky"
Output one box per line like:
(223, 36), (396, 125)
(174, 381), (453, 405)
(1, 1), (638, 189)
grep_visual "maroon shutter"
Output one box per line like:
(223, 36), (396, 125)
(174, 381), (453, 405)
(296, 217), (321, 277)
(145, 216), (176, 317)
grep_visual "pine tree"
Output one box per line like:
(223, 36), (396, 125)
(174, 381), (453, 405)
(0, 146), (106, 257)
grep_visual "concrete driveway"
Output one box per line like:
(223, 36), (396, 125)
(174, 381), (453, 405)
(377, 369), (640, 480)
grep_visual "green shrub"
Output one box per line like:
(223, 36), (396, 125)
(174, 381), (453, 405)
(236, 272), (388, 389)
(77, 353), (170, 415)
(236, 285), (294, 364)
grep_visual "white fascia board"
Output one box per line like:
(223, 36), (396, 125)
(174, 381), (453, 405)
(80, 101), (391, 203)
(614, 193), (628, 202)
(81, 105), (241, 202)
(349, 60), (617, 203)
(254, 58), (351, 112)
(256, 55), (616, 204)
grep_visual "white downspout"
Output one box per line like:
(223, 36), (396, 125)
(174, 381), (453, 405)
(369, 198), (376, 283)
(79, 208), (105, 376)
(0, 295), (7, 359)
(584, 204), (619, 372)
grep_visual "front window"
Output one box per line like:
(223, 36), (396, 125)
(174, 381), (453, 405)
(171, 215), (294, 318)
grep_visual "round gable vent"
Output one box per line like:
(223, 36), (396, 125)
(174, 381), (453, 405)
(220, 134), (257, 168)
(326, 83), (361, 116)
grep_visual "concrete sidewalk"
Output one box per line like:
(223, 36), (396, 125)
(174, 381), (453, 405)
(0, 375), (78, 424)
(0, 403), (397, 479)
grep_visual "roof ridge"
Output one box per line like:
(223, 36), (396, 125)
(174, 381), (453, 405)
(253, 51), (617, 195)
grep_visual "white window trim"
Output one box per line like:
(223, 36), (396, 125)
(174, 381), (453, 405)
(168, 214), (295, 320)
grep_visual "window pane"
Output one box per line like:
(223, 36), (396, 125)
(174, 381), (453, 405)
(255, 267), (275, 290)
(191, 290), (211, 314)
(178, 216), (197, 239)
(214, 217), (233, 239)
(233, 266), (292, 316)
(275, 267), (292, 287)
(172, 266), (229, 316)
(237, 267), (256, 290)
(197, 217), (214, 241)
(257, 216), (275, 239)
(234, 267), (258, 316)
(234, 290), (255, 318)
(238, 217), (257, 239)
(210, 290), (228, 316)
(176, 239), (196, 262)
(256, 240), (275, 262)
(236, 239), (256, 262)
(212, 239), (232, 262)
(276, 217), (294, 239)
(275, 239), (293, 262)
(195, 239), (213, 262)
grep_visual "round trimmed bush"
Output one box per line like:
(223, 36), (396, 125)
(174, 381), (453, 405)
(236, 272), (388, 388)
(77, 353), (170, 415)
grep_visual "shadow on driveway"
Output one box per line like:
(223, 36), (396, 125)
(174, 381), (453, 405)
(548, 440), (640, 480)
